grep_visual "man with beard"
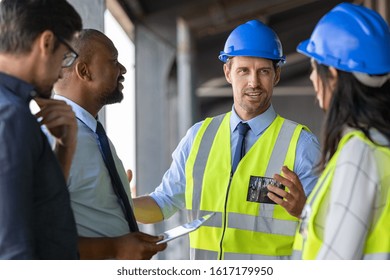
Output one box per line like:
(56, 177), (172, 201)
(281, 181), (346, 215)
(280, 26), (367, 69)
(134, 20), (321, 259)
(53, 29), (167, 260)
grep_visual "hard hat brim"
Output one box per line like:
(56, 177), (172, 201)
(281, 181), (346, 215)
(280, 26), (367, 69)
(296, 39), (314, 60)
(218, 52), (286, 64)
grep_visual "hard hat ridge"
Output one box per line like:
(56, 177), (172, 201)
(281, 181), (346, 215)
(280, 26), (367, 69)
(297, 2), (390, 75)
(218, 19), (286, 64)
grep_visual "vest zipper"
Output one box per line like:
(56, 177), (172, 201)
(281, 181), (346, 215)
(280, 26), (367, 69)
(218, 171), (234, 260)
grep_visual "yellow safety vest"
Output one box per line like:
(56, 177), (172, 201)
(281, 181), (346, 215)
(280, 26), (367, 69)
(293, 130), (390, 259)
(185, 113), (306, 259)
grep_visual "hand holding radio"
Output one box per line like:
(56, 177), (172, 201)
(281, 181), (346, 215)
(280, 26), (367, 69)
(268, 166), (307, 218)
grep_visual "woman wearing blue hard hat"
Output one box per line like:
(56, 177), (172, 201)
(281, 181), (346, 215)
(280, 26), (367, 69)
(293, 2), (390, 259)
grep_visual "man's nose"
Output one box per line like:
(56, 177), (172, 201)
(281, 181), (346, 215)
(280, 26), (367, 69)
(120, 62), (127, 75)
(247, 73), (259, 88)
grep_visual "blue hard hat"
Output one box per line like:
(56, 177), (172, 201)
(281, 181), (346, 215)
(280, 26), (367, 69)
(219, 19), (286, 64)
(297, 3), (390, 75)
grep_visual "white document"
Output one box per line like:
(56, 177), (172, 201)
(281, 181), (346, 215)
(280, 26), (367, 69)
(156, 213), (215, 244)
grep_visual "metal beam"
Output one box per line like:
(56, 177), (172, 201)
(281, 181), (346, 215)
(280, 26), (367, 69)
(186, 0), (319, 37)
(125, 0), (144, 17)
(107, 0), (135, 41)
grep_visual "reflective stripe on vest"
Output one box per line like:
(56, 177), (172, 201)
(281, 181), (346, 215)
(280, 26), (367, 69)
(298, 131), (390, 259)
(187, 114), (225, 219)
(224, 252), (291, 260)
(364, 253), (390, 260)
(228, 212), (297, 235)
(185, 113), (305, 259)
(265, 117), (299, 177)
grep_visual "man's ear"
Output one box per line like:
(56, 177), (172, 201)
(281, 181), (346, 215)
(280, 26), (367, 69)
(37, 30), (56, 55)
(75, 62), (91, 81)
(223, 63), (232, 84)
(273, 67), (281, 86)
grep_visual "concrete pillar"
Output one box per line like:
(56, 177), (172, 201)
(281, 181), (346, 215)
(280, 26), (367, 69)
(135, 24), (186, 259)
(364, 0), (390, 23)
(177, 17), (195, 138)
(377, 0), (389, 23)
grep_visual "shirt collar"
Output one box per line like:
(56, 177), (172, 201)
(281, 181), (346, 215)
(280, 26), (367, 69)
(230, 104), (277, 136)
(0, 72), (37, 103)
(54, 94), (98, 132)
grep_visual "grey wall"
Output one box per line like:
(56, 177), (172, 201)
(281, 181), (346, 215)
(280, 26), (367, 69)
(68, 0), (105, 31)
(135, 24), (176, 195)
(273, 95), (324, 141)
(135, 24), (190, 259)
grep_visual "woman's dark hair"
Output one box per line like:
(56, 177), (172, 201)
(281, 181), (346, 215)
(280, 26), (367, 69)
(315, 61), (390, 171)
(0, 0), (82, 54)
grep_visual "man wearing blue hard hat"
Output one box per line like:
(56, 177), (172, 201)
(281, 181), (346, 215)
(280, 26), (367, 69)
(292, 2), (390, 259)
(134, 19), (320, 259)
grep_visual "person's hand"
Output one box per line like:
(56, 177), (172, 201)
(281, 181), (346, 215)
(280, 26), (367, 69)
(34, 97), (77, 149)
(126, 169), (136, 197)
(34, 97), (77, 179)
(113, 231), (167, 260)
(127, 169), (133, 183)
(267, 166), (306, 218)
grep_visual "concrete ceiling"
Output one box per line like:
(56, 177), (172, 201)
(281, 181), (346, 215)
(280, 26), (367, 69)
(117, 0), (358, 98)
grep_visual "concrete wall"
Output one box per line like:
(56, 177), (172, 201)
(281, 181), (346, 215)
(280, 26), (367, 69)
(68, 0), (105, 31)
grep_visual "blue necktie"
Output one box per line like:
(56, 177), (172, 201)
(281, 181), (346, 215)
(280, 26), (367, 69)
(96, 121), (139, 232)
(232, 122), (250, 173)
